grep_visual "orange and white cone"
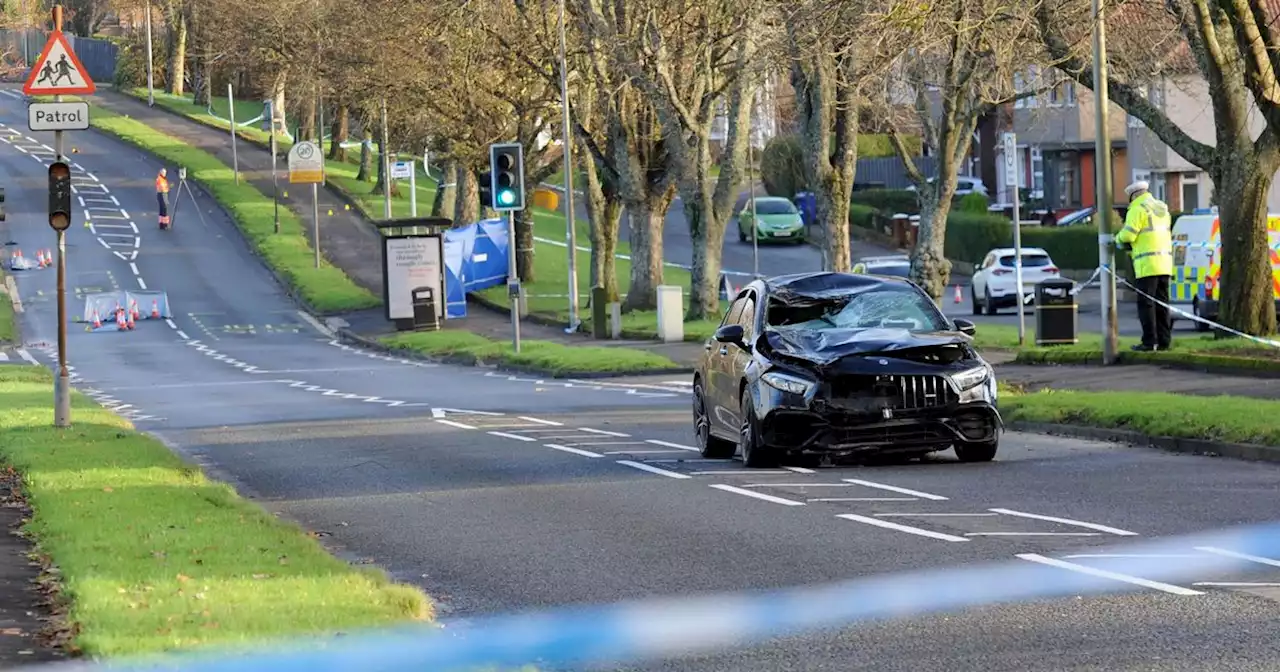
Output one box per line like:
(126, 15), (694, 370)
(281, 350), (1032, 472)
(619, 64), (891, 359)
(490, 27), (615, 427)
(91, 309), (101, 329)
(36, 250), (45, 268)
(954, 285), (963, 304)
(151, 300), (160, 319)
(130, 299), (140, 321)
(126, 309), (136, 330)
(116, 308), (127, 331)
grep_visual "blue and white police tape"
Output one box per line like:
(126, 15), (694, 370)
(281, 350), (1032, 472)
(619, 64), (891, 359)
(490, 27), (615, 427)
(25, 519), (1280, 672)
(1103, 266), (1280, 349)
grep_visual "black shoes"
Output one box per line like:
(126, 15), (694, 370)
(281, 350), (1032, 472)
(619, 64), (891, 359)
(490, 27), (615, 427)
(1130, 343), (1173, 352)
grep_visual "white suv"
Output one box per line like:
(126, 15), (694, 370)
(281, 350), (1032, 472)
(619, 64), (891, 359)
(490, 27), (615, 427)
(970, 247), (1062, 315)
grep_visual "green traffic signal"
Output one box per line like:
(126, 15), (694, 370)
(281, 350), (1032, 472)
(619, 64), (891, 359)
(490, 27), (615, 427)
(498, 190), (515, 206)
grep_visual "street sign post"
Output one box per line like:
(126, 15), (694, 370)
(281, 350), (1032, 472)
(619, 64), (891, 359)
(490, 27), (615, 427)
(1002, 131), (1026, 346)
(392, 161), (416, 217)
(27, 101), (88, 131)
(287, 140), (325, 269)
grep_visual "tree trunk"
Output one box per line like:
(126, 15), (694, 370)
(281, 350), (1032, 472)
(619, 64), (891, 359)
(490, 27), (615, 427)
(623, 193), (670, 311)
(1214, 156), (1279, 335)
(582, 145), (621, 301)
(357, 130), (373, 182)
(300, 95), (317, 142)
(192, 60), (210, 106)
(271, 71), (287, 136)
(454, 167), (480, 226)
(327, 106), (350, 161)
(164, 7), (186, 95)
(514, 208), (536, 282)
(912, 192), (955, 301)
(432, 158), (455, 218)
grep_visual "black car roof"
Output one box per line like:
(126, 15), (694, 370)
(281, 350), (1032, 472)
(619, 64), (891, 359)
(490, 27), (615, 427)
(763, 271), (914, 299)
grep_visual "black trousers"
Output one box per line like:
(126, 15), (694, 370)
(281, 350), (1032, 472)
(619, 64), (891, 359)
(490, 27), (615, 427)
(1135, 274), (1172, 348)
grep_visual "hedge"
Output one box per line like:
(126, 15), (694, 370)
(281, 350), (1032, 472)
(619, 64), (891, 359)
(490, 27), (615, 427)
(850, 189), (921, 215)
(760, 135), (924, 198)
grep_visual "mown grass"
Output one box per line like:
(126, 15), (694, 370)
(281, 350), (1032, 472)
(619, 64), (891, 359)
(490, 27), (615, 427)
(87, 104), (379, 314)
(379, 329), (683, 375)
(0, 367), (431, 656)
(1001, 386), (1280, 446)
(0, 268), (16, 345)
(971, 323), (1280, 370)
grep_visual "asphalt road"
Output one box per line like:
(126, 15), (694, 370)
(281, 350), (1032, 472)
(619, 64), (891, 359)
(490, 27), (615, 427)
(3, 87), (1279, 671)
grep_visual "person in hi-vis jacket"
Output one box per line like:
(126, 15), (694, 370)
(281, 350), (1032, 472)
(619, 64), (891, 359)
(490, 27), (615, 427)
(1116, 180), (1174, 352)
(155, 168), (171, 228)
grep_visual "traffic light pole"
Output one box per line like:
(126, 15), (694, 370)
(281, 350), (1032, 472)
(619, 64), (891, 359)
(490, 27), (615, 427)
(51, 6), (70, 427)
(507, 209), (521, 353)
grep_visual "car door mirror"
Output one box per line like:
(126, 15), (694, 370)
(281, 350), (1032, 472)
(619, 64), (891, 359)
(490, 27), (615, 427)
(714, 324), (748, 350)
(952, 318), (977, 336)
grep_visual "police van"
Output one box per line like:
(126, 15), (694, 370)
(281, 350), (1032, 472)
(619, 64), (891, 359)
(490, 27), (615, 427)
(1170, 208), (1280, 330)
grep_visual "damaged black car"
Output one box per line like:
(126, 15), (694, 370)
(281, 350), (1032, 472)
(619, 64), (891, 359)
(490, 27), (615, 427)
(692, 272), (1002, 468)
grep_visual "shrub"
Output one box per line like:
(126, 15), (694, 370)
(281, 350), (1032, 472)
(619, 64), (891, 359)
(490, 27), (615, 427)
(957, 192), (990, 214)
(761, 135), (807, 197)
(858, 134), (921, 158)
(112, 35), (164, 89)
(944, 212), (1012, 264)
(851, 188), (920, 215)
(849, 203), (882, 230)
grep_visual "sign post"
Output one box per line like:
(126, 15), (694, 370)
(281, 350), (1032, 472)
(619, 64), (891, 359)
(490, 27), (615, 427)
(392, 160), (415, 216)
(287, 140), (325, 268)
(1003, 132), (1025, 346)
(25, 5), (97, 428)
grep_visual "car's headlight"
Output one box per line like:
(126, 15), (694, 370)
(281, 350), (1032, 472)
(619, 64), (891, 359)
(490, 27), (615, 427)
(762, 371), (816, 396)
(950, 365), (990, 391)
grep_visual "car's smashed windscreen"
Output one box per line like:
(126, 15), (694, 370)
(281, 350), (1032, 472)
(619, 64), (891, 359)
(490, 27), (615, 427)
(766, 286), (949, 333)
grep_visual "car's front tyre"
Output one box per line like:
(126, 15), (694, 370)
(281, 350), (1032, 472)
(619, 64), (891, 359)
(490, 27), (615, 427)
(694, 379), (735, 459)
(954, 439), (998, 463)
(739, 392), (779, 468)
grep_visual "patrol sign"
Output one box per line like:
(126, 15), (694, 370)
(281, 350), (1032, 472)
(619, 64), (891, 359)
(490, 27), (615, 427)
(287, 141), (324, 184)
(28, 101), (89, 131)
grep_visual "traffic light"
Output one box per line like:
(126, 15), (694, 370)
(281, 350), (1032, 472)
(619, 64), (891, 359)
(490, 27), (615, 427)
(489, 143), (525, 211)
(48, 161), (71, 231)
(478, 169), (494, 209)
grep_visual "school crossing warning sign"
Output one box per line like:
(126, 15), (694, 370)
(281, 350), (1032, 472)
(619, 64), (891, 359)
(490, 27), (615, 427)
(23, 30), (96, 96)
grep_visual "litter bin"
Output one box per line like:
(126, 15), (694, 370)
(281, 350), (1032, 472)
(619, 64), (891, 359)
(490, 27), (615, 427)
(411, 286), (440, 331)
(1034, 278), (1078, 346)
(793, 192), (816, 227)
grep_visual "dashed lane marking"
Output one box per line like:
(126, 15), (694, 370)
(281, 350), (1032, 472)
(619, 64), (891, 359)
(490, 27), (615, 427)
(1015, 553), (1204, 596)
(710, 484), (805, 507)
(1194, 547), (1280, 568)
(545, 444), (603, 458)
(836, 513), (970, 542)
(616, 460), (691, 479)
(840, 479), (949, 501)
(989, 508), (1139, 536)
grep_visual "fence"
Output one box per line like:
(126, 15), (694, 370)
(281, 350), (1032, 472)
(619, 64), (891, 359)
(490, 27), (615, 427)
(854, 155), (940, 190)
(0, 29), (118, 83)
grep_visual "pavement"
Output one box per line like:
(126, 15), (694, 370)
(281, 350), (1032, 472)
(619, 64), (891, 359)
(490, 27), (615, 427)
(0, 86), (1278, 670)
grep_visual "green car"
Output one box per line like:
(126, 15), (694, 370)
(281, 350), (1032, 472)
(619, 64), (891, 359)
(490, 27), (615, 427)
(737, 196), (806, 243)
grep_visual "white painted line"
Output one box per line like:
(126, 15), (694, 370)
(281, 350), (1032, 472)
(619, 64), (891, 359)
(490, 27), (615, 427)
(90, 223), (133, 229)
(519, 416), (563, 426)
(1065, 554), (1204, 559)
(1192, 582), (1280, 587)
(134, 237), (140, 248)
(1015, 553), (1203, 595)
(544, 443), (603, 458)
(112, 195), (120, 205)
(875, 512), (999, 517)
(488, 431), (538, 442)
(16, 349), (37, 365)
(573, 441), (648, 446)
(601, 450), (687, 455)
(96, 238), (110, 249)
(782, 466), (816, 474)
(842, 479), (948, 501)
(129, 262), (140, 275)
(175, 330), (190, 340)
(989, 508), (1139, 536)
(577, 427), (629, 437)
(130, 222), (139, 233)
(836, 513), (969, 542)
(808, 497), (917, 502)
(692, 470), (788, 475)
(294, 310), (335, 337)
(616, 460), (691, 479)
(436, 419), (476, 430)
(644, 439), (699, 452)
(965, 532), (1101, 537)
(1195, 546), (1280, 568)
(710, 484), (805, 507)
(165, 319), (177, 329)
(137, 278), (147, 290)
(646, 458), (729, 463)
(742, 483), (851, 488)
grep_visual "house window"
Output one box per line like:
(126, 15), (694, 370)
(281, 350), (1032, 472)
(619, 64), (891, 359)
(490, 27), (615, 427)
(1064, 82), (1076, 107)
(1031, 146), (1044, 195)
(1150, 173), (1166, 201)
(1181, 172), (1199, 210)
(1057, 156), (1080, 207)
(1026, 66), (1040, 108)
(1013, 72), (1025, 109)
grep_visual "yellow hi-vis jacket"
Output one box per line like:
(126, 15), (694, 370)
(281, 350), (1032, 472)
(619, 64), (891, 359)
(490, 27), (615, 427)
(1117, 192), (1174, 278)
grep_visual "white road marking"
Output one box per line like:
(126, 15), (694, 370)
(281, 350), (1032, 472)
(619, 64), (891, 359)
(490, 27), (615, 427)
(966, 532), (1102, 537)
(130, 262), (140, 275)
(578, 427), (629, 437)
(1194, 547), (1280, 568)
(488, 431), (537, 442)
(691, 469), (788, 475)
(1193, 582), (1280, 587)
(165, 319), (177, 329)
(710, 484), (805, 507)
(601, 450), (687, 455)
(16, 349), (37, 365)
(1015, 553), (1203, 595)
(808, 497), (916, 502)
(436, 419), (476, 430)
(837, 513), (970, 542)
(137, 278), (147, 290)
(96, 238), (109, 249)
(743, 483), (853, 488)
(544, 443), (603, 458)
(519, 416), (563, 426)
(1065, 554), (1203, 559)
(989, 508), (1139, 536)
(573, 441), (648, 446)
(175, 330), (190, 340)
(645, 439), (699, 452)
(842, 479), (948, 501)
(876, 512), (999, 517)
(294, 310), (335, 337)
(782, 466), (816, 474)
(617, 460), (691, 479)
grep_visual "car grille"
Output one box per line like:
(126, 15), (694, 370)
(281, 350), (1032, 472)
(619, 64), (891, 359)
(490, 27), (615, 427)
(829, 374), (958, 410)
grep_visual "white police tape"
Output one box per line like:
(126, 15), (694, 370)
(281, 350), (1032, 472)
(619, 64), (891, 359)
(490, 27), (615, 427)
(26, 520), (1280, 672)
(1101, 266), (1280, 349)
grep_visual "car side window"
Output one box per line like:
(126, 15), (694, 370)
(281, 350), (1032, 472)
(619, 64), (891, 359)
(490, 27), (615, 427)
(736, 294), (757, 341)
(981, 253), (995, 269)
(720, 296), (746, 328)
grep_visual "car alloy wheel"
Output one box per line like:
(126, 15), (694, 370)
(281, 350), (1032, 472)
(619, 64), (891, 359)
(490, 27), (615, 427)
(984, 287), (998, 315)
(970, 286), (981, 316)
(694, 380), (735, 459)
(739, 392), (778, 468)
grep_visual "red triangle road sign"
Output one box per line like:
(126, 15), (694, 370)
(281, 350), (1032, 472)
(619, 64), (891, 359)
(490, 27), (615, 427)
(22, 30), (96, 96)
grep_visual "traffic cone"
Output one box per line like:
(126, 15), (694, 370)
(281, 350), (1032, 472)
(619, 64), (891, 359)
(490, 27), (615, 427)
(151, 300), (160, 319)
(126, 309), (136, 330)
(954, 285), (962, 303)
(116, 308), (127, 331)
(130, 299), (140, 321)
(91, 309), (101, 329)
(35, 250), (44, 267)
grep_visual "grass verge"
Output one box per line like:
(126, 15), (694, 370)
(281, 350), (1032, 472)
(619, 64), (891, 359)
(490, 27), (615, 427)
(0, 366), (430, 656)
(379, 329), (684, 376)
(86, 104), (379, 314)
(971, 323), (1280, 371)
(1001, 385), (1280, 446)
(0, 268), (16, 345)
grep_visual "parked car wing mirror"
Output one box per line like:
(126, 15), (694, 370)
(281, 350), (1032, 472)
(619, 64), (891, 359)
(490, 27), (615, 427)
(952, 318), (977, 336)
(714, 324), (748, 350)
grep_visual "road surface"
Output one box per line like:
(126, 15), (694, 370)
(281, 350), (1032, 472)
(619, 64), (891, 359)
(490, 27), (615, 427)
(2, 88), (1278, 671)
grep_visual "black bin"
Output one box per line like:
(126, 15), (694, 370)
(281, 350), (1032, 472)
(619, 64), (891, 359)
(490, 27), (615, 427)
(1034, 278), (1078, 346)
(411, 286), (440, 331)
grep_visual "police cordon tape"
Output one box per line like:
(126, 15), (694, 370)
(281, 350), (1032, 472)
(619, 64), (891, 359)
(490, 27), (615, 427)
(23, 520), (1280, 672)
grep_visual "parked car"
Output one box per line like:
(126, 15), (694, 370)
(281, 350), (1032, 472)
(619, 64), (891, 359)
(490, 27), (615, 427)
(970, 247), (1062, 315)
(693, 272), (1002, 468)
(852, 255), (910, 279)
(738, 197), (806, 243)
(905, 176), (989, 198)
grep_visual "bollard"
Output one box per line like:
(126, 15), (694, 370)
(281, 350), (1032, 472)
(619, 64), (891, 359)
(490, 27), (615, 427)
(656, 285), (684, 343)
(609, 302), (622, 340)
(591, 286), (608, 339)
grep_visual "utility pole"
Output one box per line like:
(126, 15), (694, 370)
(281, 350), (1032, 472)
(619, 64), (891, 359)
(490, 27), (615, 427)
(50, 5), (71, 427)
(1092, 0), (1119, 364)
(381, 98), (392, 220)
(144, 2), (154, 107)
(557, 0), (580, 333)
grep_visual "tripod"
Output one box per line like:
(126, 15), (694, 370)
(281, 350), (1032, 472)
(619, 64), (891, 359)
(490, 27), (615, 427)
(167, 167), (209, 230)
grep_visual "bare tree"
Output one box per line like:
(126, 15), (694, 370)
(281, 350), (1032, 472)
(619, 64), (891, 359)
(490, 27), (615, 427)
(1038, 0), (1279, 335)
